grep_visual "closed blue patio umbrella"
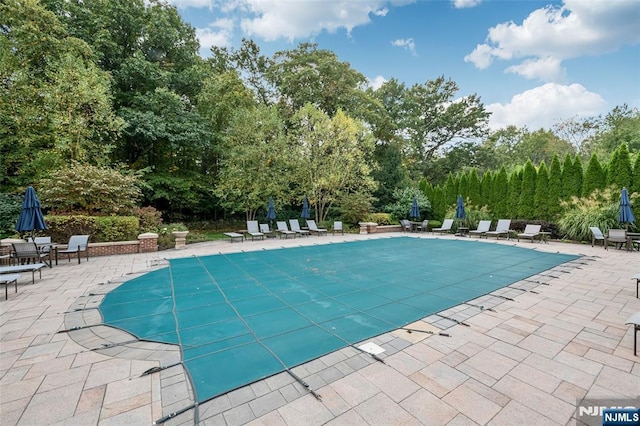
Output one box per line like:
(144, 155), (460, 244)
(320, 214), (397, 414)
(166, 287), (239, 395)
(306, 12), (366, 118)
(410, 196), (420, 219)
(455, 195), (466, 219)
(301, 197), (310, 222)
(15, 186), (47, 235)
(619, 187), (635, 227)
(267, 197), (276, 228)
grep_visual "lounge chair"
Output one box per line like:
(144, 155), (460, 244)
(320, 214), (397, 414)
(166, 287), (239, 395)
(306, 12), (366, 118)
(432, 219), (454, 235)
(399, 219), (412, 232)
(223, 232), (244, 242)
(605, 229), (627, 250)
(0, 263), (46, 284)
(589, 227), (605, 247)
(55, 235), (90, 264)
(333, 221), (344, 235)
(276, 221), (296, 239)
(0, 273), (20, 300)
(517, 224), (542, 242)
(12, 242), (51, 268)
(307, 220), (327, 236)
(259, 223), (276, 238)
(416, 220), (429, 232)
(245, 221), (265, 241)
(485, 219), (512, 239)
(626, 312), (640, 356)
(289, 219), (310, 237)
(469, 220), (492, 238)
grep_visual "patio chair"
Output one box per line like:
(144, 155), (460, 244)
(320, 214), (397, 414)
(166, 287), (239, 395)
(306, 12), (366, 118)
(55, 235), (90, 264)
(432, 219), (454, 235)
(416, 220), (429, 232)
(245, 221), (265, 241)
(469, 220), (492, 238)
(276, 221), (296, 239)
(259, 223), (276, 238)
(589, 227), (605, 247)
(399, 219), (412, 232)
(517, 224), (541, 242)
(485, 219), (512, 239)
(307, 220), (327, 236)
(605, 229), (627, 250)
(289, 219), (310, 237)
(333, 221), (344, 235)
(12, 242), (51, 268)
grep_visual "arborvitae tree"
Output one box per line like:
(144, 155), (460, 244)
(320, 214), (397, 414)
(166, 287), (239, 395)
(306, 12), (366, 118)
(547, 154), (563, 220)
(444, 173), (457, 209)
(431, 185), (446, 220)
(468, 168), (481, 206)
(480, 170), (493, 209)
(458, 172), (469, 202)
(607, 143), (633, 189)
(507, 170), (522, 218)
(631, 153), (640, 196)
(562, 153), (581, 198)
(534, 161), (550, 220)
(582, 153), (607, 196)
(493, 167), (509, 218)
(519, 160), (537, 219)
(572, 155), (584, 197)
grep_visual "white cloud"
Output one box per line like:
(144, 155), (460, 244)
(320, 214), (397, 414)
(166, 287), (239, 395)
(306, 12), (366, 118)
(238, 1), (392, 42)
(465, 0), (640, 81)
(196, 18), (234, 53)
(367, 75), (387, 90)
(391, 38), (416, 55)
(486, 83), (607, 130)
(452, 0), (481, 9)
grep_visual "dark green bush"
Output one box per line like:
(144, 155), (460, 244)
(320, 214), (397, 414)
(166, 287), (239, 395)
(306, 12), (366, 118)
(0, 193), (22, 238)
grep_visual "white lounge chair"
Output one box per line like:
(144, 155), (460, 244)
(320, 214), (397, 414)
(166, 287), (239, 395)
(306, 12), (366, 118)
(469, 220), (492, 238)
(259, 223), (276, 238)
(276, 221), (296, 239)
(307, 220), (327, 236)
(589, 227), (605, 247)
(289, 219), (310, 237)
(245, 221), (265, 241)
(432, 219), (454, 235)
(626, 312), (640, 356)
(485, 219), (512, 239)
(333, 221), (344, 235)
(0, 263), (46, 284)
(223, 232), (244, 242)
(517, 224), (542, 242)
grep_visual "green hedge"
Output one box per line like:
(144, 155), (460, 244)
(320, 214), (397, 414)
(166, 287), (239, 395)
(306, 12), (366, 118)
(45, 215), (140, 243)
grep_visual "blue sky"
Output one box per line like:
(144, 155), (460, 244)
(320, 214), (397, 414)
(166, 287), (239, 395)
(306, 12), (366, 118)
(170, 0), (640, 131)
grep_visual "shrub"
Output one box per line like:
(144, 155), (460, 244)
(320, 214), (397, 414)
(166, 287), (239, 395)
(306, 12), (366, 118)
(45, 215), (139, 242)
(157, 223), (189, 250)
(134, 206), (164, 233)
(0, 193), (22, 238)
(384, 188), (431, 221)
(362, 213), (393, 225)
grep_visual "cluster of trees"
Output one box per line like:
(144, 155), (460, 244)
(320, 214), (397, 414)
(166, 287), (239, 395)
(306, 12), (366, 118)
(421, 143), (640, 223)
(2, 0), (639, 226)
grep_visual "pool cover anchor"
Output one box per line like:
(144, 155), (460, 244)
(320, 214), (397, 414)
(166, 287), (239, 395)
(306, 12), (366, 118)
(402, 327), (450, 337)
(464, 302), (496, 312)
(435, 314), (470, 327)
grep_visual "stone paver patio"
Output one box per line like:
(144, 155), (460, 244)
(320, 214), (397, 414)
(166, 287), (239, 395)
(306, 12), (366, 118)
(1, 232), (639, 425)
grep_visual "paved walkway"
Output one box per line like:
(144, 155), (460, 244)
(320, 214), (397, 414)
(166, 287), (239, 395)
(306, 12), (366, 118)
(1, 232), (638, 425)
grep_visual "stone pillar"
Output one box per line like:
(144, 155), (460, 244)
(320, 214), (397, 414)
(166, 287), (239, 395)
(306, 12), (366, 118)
(358, 222), (369, 234)
(138, 232), (159, 252)
(172, 231), (189, 249)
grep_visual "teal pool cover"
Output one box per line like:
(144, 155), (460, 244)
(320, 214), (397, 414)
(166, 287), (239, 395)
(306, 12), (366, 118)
(99, 238), (579, 408)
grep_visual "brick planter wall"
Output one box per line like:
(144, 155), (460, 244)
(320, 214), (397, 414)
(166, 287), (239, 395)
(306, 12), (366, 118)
(80, 233), (158, 257)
